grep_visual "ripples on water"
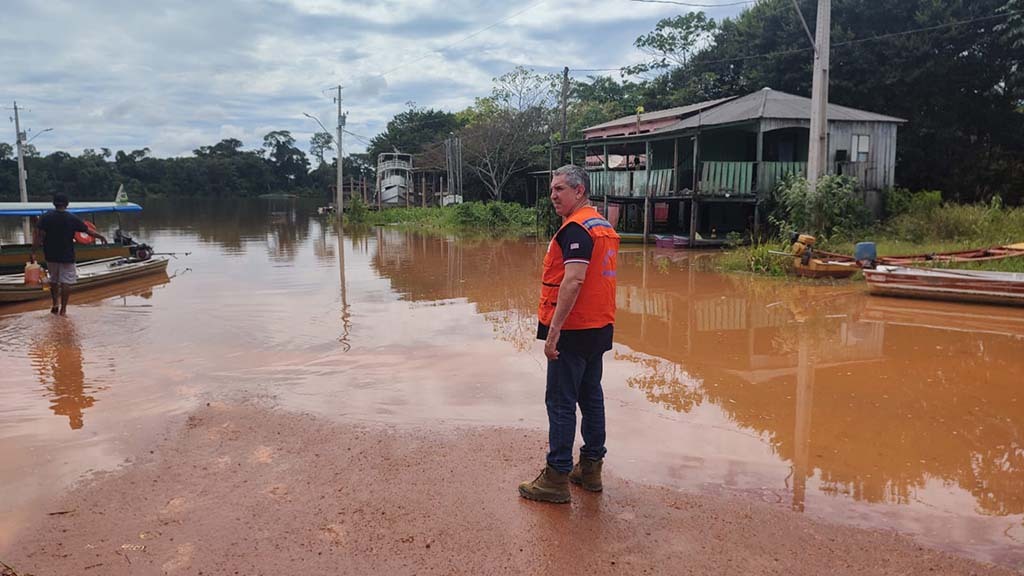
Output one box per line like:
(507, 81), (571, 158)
(0, 198), (1022, 566)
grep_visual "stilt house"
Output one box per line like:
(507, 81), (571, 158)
(564, 88), (905, 244)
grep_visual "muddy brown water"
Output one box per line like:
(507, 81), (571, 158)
(1, 199), (1022, 568)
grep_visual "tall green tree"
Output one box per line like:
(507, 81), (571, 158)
(623, 12), (718, 77)
(635, 0), (1024, 202)
(366, 107), (463, 162)
(309, 131), (334, 166)
(262, 131), (310, 187)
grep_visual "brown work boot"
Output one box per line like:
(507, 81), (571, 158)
(518, 466), (570, 503)
(568, 458), (603, 492)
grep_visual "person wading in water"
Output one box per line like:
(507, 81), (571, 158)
(519, 164), (620, 504)
(32, 193), (107, 315)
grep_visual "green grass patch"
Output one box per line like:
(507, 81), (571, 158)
(720, 201), (1024, 277)
(715, 241), (792, 277)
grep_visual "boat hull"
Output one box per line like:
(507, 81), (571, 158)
(864, 265), (1024, 307)
(0, 256), (170, 303)
(793, 258), (859, 279)
(0, 243), (132, 273)
(878, 244), (1024, 266)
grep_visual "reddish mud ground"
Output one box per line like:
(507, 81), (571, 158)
(5, 402), (1017, 576)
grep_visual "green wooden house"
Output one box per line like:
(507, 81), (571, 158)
(564, 88), (905, 244)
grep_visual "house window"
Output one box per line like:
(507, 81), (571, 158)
(853, 134), (870, 162)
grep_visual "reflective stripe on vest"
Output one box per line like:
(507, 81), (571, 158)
(538, 205), (620, 330)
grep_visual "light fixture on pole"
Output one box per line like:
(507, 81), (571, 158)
(26, 127), (53, 144)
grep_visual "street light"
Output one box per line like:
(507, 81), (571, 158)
(302, 113), (333, 145)
(25, 127), (53, 145)
(303, 111), (344, 219)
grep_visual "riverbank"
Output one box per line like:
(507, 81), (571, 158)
(716, 201), (1024, 277)
(3, 401), (1018, 576)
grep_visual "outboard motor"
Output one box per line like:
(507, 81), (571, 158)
(114, 228), (136, 246)
(790, 232), (816, 266)
(132, 243), (153, 261)
(854, 242), (878, 269)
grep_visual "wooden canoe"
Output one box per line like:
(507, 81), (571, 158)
(863, 265), (1024, 307)
(0, 256), (170, 303)
(793, 257), (859, 279)
(877, 243), (1024, 266)
(0, 242), (131, 273)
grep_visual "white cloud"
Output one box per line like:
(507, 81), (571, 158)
(1, 0), (745, 159)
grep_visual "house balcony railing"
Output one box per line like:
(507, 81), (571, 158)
(586, 162), (813, 198)
(588, 169), (676, 198)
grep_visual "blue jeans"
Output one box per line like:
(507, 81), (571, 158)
(545, 348), (607, 473)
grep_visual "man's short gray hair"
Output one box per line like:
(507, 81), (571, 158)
(553, 164), (590, 196)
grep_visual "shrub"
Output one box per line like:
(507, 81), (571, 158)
(885, 201), (1024, 245)
(346, 195), (370, 223)
(771, 174), (871, 242)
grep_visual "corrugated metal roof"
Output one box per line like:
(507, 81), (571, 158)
(668, 88), (906, 130)
(582, 96), (736, 132)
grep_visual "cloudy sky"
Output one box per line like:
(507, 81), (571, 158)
(2, 0), (747, 160)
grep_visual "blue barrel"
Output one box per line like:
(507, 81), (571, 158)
(854, 242), (877, 262)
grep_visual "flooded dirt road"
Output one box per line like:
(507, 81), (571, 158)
(1, 199), (1022, 571)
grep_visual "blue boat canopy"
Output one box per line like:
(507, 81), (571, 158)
(0, 202), (143, 217)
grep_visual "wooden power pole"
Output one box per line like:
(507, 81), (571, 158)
(806, 0), (831, 189)
(12, 101), (31, 241)
(334, 86), (345, 221)
(560, 66), (569, 164)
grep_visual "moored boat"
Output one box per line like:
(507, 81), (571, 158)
(876, 243), (1024, 266)
(786, 233), (859, 279)
(793, 257), (859, 279)
(863, 265), (1024, 307)
(0, 256), (170, 303)
(0, 187), (153, 273)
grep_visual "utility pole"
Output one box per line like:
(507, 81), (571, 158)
(560, 66), (569, 164)
(12, 101), (31, 241)
(444, 136), (452, 203)
(806, 0), (831, 190)
(334, 85), (345, 221)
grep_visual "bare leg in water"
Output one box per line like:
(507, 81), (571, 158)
(59, 283), (72, 316)
(49, 280), (60, 314)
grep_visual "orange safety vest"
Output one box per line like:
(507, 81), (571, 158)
(538, 205), (619, 330)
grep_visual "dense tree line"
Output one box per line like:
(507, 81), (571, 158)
(628, 0), (1024, 203)
(0, 132), (373, 202)
(358, 0), (1024, 205)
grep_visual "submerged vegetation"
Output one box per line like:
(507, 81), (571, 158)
(346, 199), (538, 236)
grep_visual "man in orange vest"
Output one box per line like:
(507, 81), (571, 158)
(519, 165), (619, 504)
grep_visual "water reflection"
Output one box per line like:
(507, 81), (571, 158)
(366, 232), (1024, 518)
(28, 320), (94, 430)
(337, 222), (351, 351)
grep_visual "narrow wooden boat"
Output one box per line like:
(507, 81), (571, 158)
(0, 256), (170, 303)
(863, 265), (1024, 307)
(877, 243), (1024, 266)
(786, 234), (858, 279)
(793, 257), (859, 279)
(0, 190), (151, 273)
(0, 242), (134, 272)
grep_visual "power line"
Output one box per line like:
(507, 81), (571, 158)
(572, 9), (1022, 74)
(630, 0), (755, 6)
(377, 0), (546, 79)
(343, 129), (374, 146)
